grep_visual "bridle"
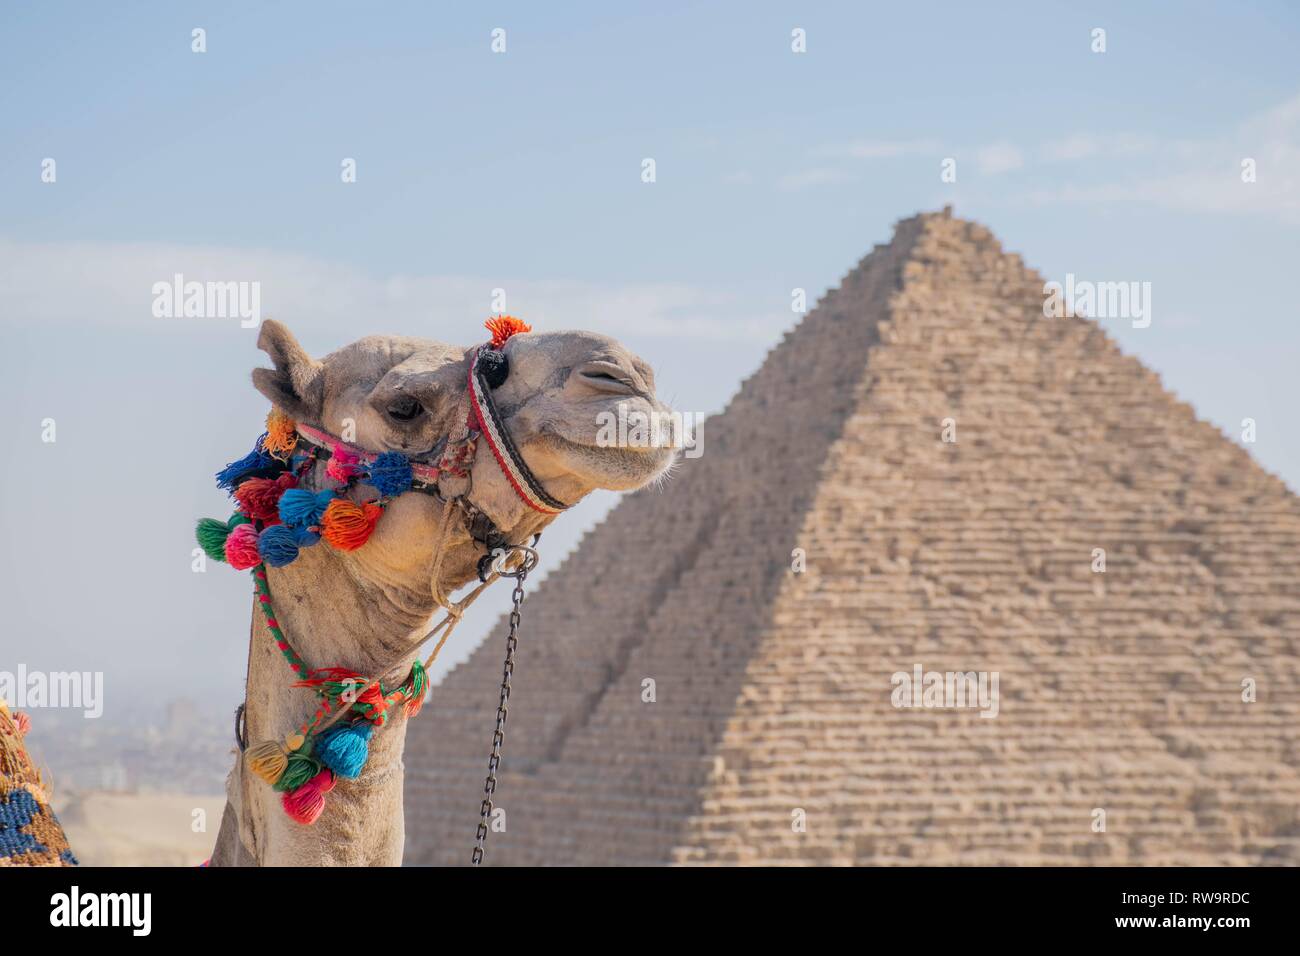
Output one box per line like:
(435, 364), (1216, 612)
(467, 346), (568, 516)
(202, 317), (560, 865)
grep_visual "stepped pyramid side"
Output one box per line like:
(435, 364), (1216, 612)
(669, 214), (1300, 865)
(404, 211), (1300, 866)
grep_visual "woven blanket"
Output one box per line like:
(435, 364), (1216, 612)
(0, 700), (77, 866)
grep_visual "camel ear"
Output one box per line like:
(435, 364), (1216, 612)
(252, 320), (324, 423)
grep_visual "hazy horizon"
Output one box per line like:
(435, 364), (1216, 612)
(2, 2), (1297, 719)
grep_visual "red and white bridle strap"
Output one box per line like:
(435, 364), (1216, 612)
(467, 348), (568, 516)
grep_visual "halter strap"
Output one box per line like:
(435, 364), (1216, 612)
(293, 422), (446, 491)
(467, 346), (569, 515)
(289, 341), (569, 519)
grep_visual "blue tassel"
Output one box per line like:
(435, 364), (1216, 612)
(257, 525), (301, 567)
(315, 722), (373, 779)
(293, 525), (321, 548)
(365, 452), (414, 497)
(278, 488), (335, 528)
(215, 435), (278, 492)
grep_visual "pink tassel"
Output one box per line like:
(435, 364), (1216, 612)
(224, 522), (262, 570)
(281, 769), (336, 825)
(13, 711), (31, 735)
(325, 444), (361, 483)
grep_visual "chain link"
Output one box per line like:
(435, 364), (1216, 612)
(471, 566), (528, 866)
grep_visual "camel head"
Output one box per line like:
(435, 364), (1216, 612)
(248, 319), (676, 588)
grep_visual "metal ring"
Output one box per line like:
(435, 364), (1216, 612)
(490, 545), (539, 578)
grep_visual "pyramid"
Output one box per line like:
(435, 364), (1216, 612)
(404, 210), (1300, 866)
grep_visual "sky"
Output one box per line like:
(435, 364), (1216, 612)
(1, 1), (1297, 723)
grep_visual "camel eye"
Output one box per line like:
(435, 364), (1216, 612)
(386, 395), (423, 422)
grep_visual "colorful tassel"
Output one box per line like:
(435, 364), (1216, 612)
(273, 750), (322, 792)
(278, 488), (335, 528)
(224, 522), (263, 571)
(246, 739), (289, 785)
(320, 499), (383, 551)
(404, 661), (428, 718)
(195, 517), (233, 562)
(325, 444), (361, 483)
(485, 314), (532, 349)
(263, 409), (298, 457)
(315, 722), (373, 779)
(215, 437), (278, 492)
(234, 473), (298, 523)
(365, 451), (414, 497)
(292, 666), (367, 696)
(282, 769), (336, 825)
(257, 524), (301, 567)
(12, 711), (31, 735)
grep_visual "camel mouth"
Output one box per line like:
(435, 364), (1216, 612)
(545, 429), (677, 460)
(539, 428), (677, 488)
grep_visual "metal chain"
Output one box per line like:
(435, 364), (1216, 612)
(472, 563), (528, 866)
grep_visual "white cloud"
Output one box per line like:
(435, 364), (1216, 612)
(1027, 93), (1300, 223)
(814, 138), (939, 160)
(722, 169), (756, 186)
(1040, 132), (1156, 163)
(777, 167), (856, 191)
(0, 239), (789, 342)
(974, 142), (1025, 175)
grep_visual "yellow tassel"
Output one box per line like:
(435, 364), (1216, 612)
(247, 740), (289, 784)
(264, 409), (298, 457)
(285, 733), (305, 752)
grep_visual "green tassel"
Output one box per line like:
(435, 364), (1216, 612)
(273, 750), (322, 792)
(196, 518), (232, 562)
(197, 512), (253, 562)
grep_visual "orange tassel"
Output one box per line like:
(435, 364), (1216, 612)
(485, 315), (531, 349)
(264, 409), (298, 456)
(321, 498), (383, 551)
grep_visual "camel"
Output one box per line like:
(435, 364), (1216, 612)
(208, 318), (676, 866)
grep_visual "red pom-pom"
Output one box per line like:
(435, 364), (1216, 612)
(234, 473), (298, 522)
(325, 444), (360, 483)
(485, 315), (531, 349)
(224, 522), (262, 570)
(320, 498), (383, 551)
(282, 769), (335, 825)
